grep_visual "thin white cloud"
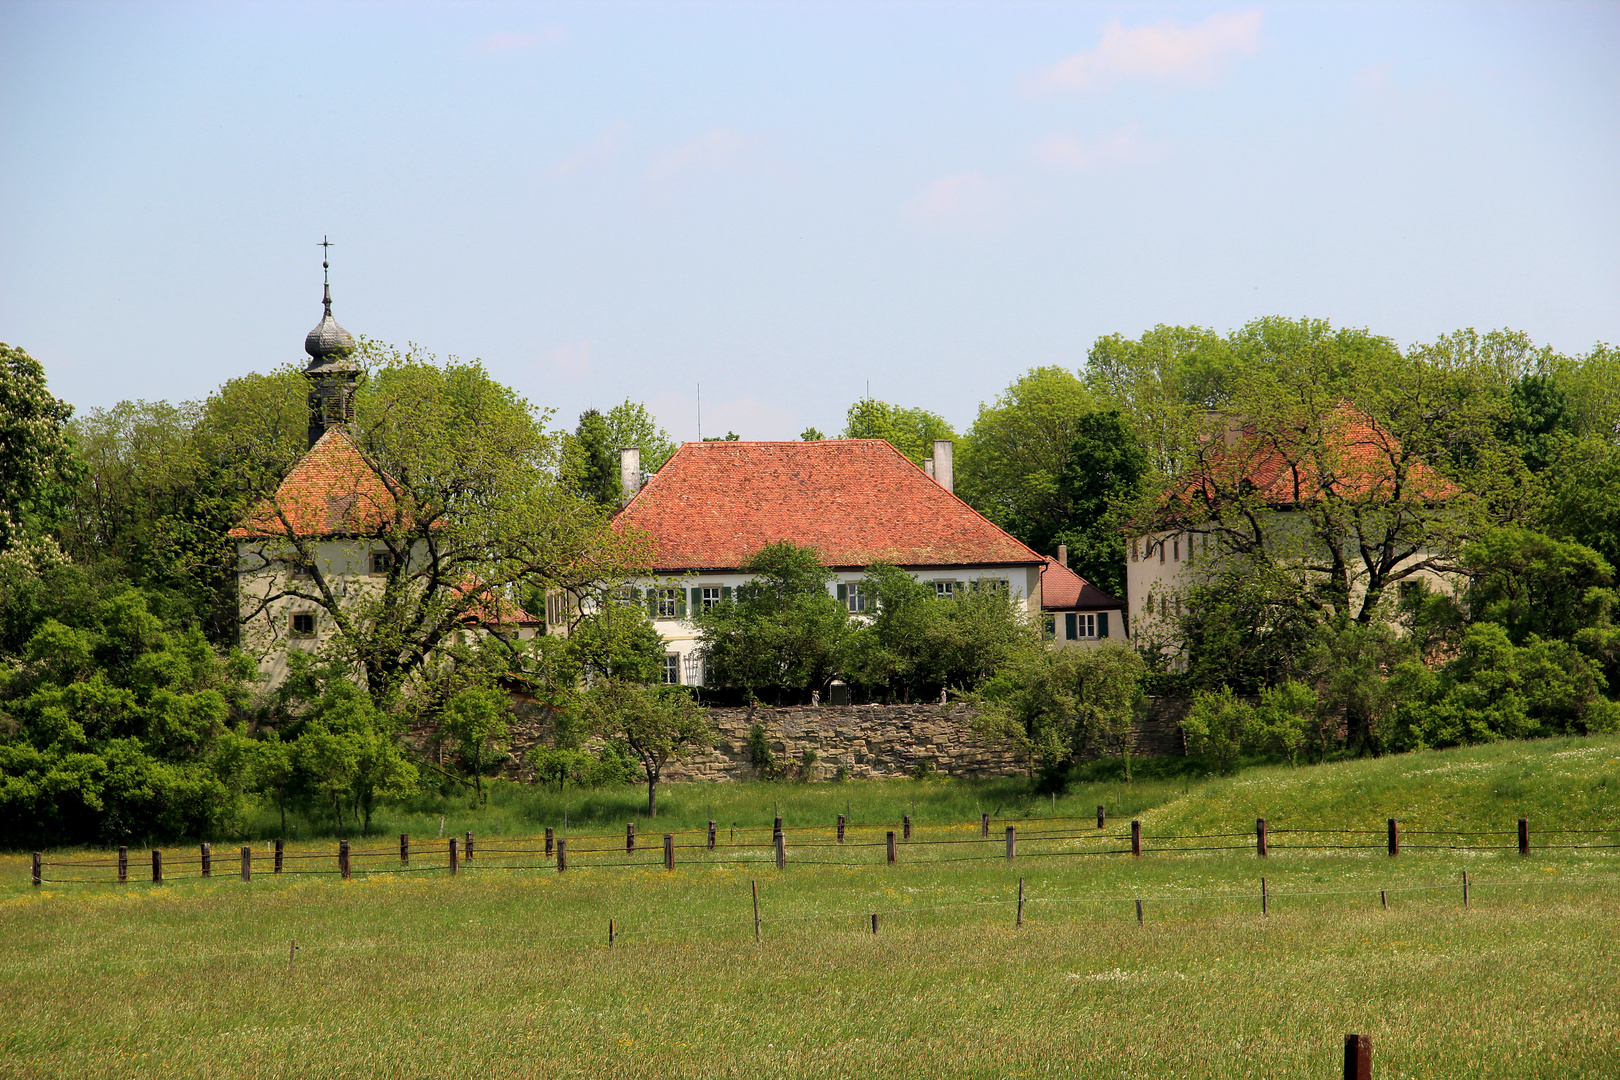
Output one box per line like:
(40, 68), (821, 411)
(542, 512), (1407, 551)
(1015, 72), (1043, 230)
(1030, 9), (1262, 92)
(470, 28), (564, 54)
(536, 341), (592, 383)
(900, 172), (1009, 235)
(1033, 125), (1168, 171)
(542, 122), (629, 179)
(649, 128), (761, 182)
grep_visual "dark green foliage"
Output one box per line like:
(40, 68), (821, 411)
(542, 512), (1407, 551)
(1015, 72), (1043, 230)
(746, 722), (776, 778)
(694, 542), (849, 704)
(0, 567), (255, 847)
(1500, 374), (1572, 472)
(1462, 527), (1615, 646)
(564, 408), (621, 509)
(0, 342), (81, 556)
(1053, 410), (1147, 598)
(1160, 561), (1320, 695)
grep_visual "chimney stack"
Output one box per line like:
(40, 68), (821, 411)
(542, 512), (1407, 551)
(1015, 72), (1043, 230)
(932, 440), (953, 493)
(1057, 544), (1067, 567)
(620, 447), (641, 506)
(923, 458), (935, 480)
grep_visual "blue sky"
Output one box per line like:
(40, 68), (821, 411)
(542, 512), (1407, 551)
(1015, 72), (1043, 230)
(3, 1), (1617, 442)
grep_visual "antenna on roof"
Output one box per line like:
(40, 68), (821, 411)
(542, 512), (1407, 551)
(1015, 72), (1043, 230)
(696, 382), (702, 442)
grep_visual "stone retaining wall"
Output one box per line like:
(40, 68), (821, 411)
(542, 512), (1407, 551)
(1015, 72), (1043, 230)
(413, 697), (1191, 785)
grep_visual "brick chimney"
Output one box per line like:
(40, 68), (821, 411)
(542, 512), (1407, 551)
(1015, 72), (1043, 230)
(620, 447), (641, 506)
(1057, 544), (1067, 567)
(932, 440), (953, 493)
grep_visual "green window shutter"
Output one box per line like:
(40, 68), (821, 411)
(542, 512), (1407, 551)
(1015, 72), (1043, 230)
(721, 586), (732, 602)
(1065, 613), (1077, 639)
(630, 587), (642, 603)
(1099, 612), (1109, 638)
(837, 583), (847, 605)
(647, 590), (659, 618)
(690, 587), (701, 614)
(678, 590), (689, 619)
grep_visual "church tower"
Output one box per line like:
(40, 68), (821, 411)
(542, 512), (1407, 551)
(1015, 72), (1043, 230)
(303, 239), (359, 448)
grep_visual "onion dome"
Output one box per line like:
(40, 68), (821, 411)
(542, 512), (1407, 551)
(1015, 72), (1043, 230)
(304, 281), (356, 363)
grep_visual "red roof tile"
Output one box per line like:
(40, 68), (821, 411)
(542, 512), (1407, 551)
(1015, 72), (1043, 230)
(1039, 557), (1122, 611)
(616, 440), (1043, 571)
(231, 429), (397, 539)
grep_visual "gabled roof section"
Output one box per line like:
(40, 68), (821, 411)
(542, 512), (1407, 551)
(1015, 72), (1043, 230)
(615, 439), (1044, 571)
(231, 428), (397, 539)
(1184, 404), (1457, 508)
(1040, 557), (1122, 611)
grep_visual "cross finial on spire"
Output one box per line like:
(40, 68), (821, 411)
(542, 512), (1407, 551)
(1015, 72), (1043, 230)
(319, 236), (333, 309)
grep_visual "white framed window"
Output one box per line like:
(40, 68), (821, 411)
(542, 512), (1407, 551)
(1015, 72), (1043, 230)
(1065, 612), (1098, 639)
(701, 586), (723, 610)
(290, 612), (317, 637)
(656, 588), (682, 619)
(933, 580), (955, 600)
(846, 581), (867, 613)
(546, 592), (569, 626)
(662, 653), (681, 685)
(683, 653), (705, 686)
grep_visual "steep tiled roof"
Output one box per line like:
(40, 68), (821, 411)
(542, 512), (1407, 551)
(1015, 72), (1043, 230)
(616, 440), (1043, 571)
(231, 429), (397, 539)
(1185, 405), (1456, 507)
(1040, 557), (1122, 611)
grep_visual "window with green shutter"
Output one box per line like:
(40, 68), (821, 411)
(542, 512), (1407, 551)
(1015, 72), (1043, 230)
(1099, 612), (1109, 638)
(1065, 613), (1077, 639)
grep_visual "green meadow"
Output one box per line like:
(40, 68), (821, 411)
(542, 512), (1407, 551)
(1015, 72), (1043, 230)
(3, 736), (1618, 1079)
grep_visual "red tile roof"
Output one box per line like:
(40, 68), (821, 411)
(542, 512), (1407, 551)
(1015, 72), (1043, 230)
(1183, 405), (1456, 508)
(616, 439), (1043, 571)
(231, 429), (397, 539)
(1039, 557), (1122, 611)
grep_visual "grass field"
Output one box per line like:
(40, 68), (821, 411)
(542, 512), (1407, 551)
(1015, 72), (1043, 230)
(4, 736), (1618, 1079)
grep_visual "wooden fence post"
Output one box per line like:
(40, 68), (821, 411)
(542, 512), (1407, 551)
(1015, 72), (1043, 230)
(1005, 825), (1016, 862)
(32, 852), (40, 887)
(870, 913), (878, 935)
(241, 846), (251, 882)
(1256, 818), (1268, 858)
(1462, 870), (1469, 909)
(556, 838), (566, 872)
(545, 827), (554, 856)
(664, 833), (674, 871)
(1097, 805), (1105, 830)
(903, 814), (911, 841)
(1519, 817), (1530, 856)
(752, 879), (761, 940)
(400, 833), (409, 865)
(1343, 1034), (1371, 1080)
(1017, 877), (1025, 928)
(626, 822), (635, 854)
(1261, 876), (1267, 916)
(838, 814), (846, 843)
(339, 840), (350, 880)
(118, 846), (128, 883)
(1380, 889), (1387, 910)
(1387, 818), (1399, 857)
(448, 837), (459, 875)
(981, 813), (989, 838)
(1131, 820), (1142, 857)
(775, 831), (786, 870)
(886, 831), (896, 864)
(152, 849), (163, 884)
(608, 918), (615, 947)
(274, 838), (284, 874)
(774, 815), (783, 836)
(1135, 899), (1143, 926)
(708, 820), (717, 850)
(201, 842), (211, 878)
(465, 831), (474, 861)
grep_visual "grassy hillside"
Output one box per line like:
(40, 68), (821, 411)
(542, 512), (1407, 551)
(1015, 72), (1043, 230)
(1142, 734), (1620, 836)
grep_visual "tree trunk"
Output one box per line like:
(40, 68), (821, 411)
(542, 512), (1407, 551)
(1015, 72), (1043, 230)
(647, 770), (658, 817)
(279, 795), (286, 837)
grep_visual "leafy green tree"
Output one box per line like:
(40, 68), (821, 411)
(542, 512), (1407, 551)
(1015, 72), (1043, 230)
(973, 640), (1146, 777)
(1257, 680), (1317, 766)
(1499, 374), (1572, 472)
(1463, 527), (1615, 646)
(799, 427), (826, 441)
(842, 398), (954, 466)
(0, 343), (81, 559)
(438, 687), (511, 804)
(235, 345), (647, 707)
(602, 399), (678, 476)
(955, 367), (1096, 548)
(1053, 410), (1147, 597)
(746, 722), (777, 779)
(694, 541), (849, 703)
(1181, 686), (1261, 776)
(581, 678), (713, 816)
(563, 408), (622, 508)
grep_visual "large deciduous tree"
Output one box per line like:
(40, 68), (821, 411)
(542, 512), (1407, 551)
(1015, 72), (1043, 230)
(235, 344), (648, 707)
(841, 398), (954, 466)
(0, 343), (81, 560)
